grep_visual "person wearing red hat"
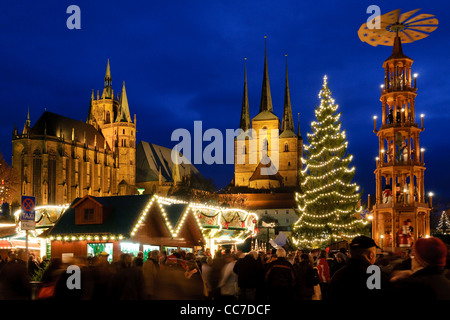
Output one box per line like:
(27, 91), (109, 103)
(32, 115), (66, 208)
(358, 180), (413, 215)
(391, 237), (450, 300)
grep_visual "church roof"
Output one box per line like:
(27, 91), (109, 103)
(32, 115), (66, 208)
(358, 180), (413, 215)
(279, 129), (297, 138)
(252, 110), (279, 121)
(30, 111), (109, 151)
(136, 141), (199, 183)
(48, 194), (154, 237)
(249, 155), (283, 182)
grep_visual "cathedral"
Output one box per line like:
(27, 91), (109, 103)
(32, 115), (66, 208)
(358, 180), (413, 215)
(11, 60), (136, 206)
(234, 40), (303, 190)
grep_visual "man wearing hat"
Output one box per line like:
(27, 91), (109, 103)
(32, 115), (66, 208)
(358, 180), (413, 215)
(391, 237), (450, 300)
(327, 236), (389, 300)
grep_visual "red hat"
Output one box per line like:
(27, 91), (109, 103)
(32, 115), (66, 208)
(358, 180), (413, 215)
(413, 237), (448, 267)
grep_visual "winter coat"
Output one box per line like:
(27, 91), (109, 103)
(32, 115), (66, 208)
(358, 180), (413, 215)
(317, 257), (331, 283)
(142, 258), (158, 296)
(327, 257), (390, 300)
(392, 266), (450, 300)
(233, 254), (264, 289)
(264, 257), (296, 300)
(294, 260), (318, 299)
(218, 261), (238, 297)
(0, 259), (31, 300)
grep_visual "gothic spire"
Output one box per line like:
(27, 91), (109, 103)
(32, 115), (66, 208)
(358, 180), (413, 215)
(281, 54), (295, 133)
(297, 113), (302, 139)
(259, 36), (273, 113)
(239, 58), (250, 131)
(103, 59), (113, 99)
(116, 81), (131, 122)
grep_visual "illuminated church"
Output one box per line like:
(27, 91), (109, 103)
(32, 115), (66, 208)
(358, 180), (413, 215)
(11, 60), (137, 206)
(234, 40), (303, 190)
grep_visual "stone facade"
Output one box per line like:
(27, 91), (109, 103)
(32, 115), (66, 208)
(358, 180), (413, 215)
(234, 45), (303, 190)
(11, 60), (136, 206)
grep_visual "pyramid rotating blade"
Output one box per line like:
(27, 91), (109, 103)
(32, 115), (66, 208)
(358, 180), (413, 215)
(403, 13), (435, 24)
(398, 9), (421, 23)
(407, 18), (439, 27)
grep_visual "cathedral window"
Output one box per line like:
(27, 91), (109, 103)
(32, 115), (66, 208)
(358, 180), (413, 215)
(284, 143), (289, 152)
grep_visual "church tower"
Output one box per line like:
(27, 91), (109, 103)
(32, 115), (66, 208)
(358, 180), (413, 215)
(371, 36), (431, 250)
(88, 60), (136, 195)
(234, 38), (301, 190)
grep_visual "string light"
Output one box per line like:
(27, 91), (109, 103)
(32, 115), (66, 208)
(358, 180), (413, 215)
(49, 194), (258, 245)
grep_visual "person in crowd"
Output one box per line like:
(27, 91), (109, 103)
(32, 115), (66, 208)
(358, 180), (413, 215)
(330, 252), (346, 278)
(339, 247), (348, 260)
(264, 247), (296, 300)
(393, 249), (412, 271)
(0, 256), (5, 271)
(40, 256), (49, 269)
(159, 250), (168, 266)
(207, 251), (227, 299)
(287, 252), (296, 265)
(154, 250), (191, 299)
(390, 237), (450, 300)
(327, 236), (390, 300)
(233, 250), (264, 300)
(0, 249), (31, 299)
(109, 253), (144, 300)
(316, 250), (331, 299)
(142, 250), (159, 299)
(40, 257), (63, 285)
(133, 251), (144, 267)
(90, 251), (114, 299)
(53, 256), (91, 300)
(218, 253), (238, 300)
(28, 253), (39, 277)
(293, 253), (319, 300)
(181, 252), (205, 300)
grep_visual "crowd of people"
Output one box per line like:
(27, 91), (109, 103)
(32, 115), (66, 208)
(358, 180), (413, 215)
(0, 235), (449, 300)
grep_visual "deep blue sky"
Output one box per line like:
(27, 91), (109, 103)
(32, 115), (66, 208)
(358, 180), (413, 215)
(1, 1), (449, 205)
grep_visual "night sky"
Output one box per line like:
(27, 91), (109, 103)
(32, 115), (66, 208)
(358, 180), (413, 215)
(1, 1), (449, 206)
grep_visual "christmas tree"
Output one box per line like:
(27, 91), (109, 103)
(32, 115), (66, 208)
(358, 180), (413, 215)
(437, 211), (450, 235)
(291, 75), (368, 249)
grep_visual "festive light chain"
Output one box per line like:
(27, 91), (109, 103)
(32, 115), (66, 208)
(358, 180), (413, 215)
(300, 179), (358, 194)
(298, 218), (366, 228)
(310, 122), (342, 135)
(301, 166), (355, 185)
(311, 113), (341, 127)
(306, 130), (344, 145)
(303, 142), (348, 159)
(301, 154), (353, 170)
(315, 103), (339, 117)
(50, 234), (125, 241)
(295, 203), (359, 218)
(49, 195), (258, 243)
